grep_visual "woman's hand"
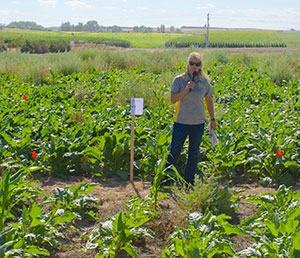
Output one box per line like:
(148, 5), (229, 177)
(185, 81), (195, 92)
(209, 120), (217, 130)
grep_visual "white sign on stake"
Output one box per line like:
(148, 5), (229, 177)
(130, 98), (144, 182)
(131, 98), (144, 115)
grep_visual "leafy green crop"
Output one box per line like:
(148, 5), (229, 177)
(0, 167), (42, 231)
(0, 200), (76, 257)
(0, 167), (102, 257)
(161, 209), (244, 257)
(84, 195), (157, 257)
(239, 185), (300, 257)
(42, 182), (100, 221)
(1, 59), (299, 183)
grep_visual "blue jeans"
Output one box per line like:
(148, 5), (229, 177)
(165, 122), (205, 185)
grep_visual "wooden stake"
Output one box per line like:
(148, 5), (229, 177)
(130, 114), (135, 181)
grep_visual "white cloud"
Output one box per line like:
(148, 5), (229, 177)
(211, 8), (300, 29)
(196, 3), (216, 10)
(0, 10), (24, 23)
(38, 0), (56, 7)
(66, 1), (94, 9)
(103, 6), (117, 10)
(158, 8), (167, 14)
(137, 6), (148, 11)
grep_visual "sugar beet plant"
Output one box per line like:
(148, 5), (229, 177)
(0, 69), (174, 180)
(201, 62), (299, 183)
(83, 195), (158, 257)
(238, 185), (300, 257)
(42, 182), (100, 221)
(161, 209), (244, 258)
(0, 58), (299, 182)
(160, 185), (300, 258)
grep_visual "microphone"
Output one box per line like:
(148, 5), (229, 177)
(189, 71), (197, 92)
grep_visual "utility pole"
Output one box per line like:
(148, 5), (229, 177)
(206, 13), (210, 48)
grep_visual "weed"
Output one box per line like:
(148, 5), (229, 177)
(174, 174), (239, 221)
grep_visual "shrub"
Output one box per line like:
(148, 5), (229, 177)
(20, 40), (33, 53)
(20, 40), (70, 54)
(49, 41), (70, 53)
(0, 44), (6, 52)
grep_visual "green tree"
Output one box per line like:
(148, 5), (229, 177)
(75, 22), (84, 31)
(7, 21), (44, 30)
(84, 20), (99, 32)
(61, 22), (73, 31)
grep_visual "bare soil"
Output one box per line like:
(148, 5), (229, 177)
(33, 175), (300, 258)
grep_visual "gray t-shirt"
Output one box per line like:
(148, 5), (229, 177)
(171, 71), (214, 125)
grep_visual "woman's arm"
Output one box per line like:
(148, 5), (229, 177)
(205, 96), (217, 130)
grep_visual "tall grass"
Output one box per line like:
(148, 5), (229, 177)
(259, 51), (300, 84)
(0, 48), (189, 81)
(0, 49), (299, 84)
(203, 49), (233, 65)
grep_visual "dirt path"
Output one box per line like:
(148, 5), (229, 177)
(126, 46), (300, 55)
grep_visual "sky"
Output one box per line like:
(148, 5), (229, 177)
(0, 0), (299, 30)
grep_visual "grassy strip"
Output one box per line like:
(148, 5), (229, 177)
(1, 48), (300, 84)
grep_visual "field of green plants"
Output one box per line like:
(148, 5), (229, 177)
(1, 29), (300, 49)
(0, 30), (187, 48)
(0, 49), (300, 257)
(166, 30), (289, 48)
(278, 30), (300, 47)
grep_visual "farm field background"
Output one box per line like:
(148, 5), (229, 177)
(0, 35), (300, 257)
(1, 29), (300, 48)
(0, 30), (189, 48)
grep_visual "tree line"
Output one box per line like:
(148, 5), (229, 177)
(61, 21), (123, 32)
(3, 21), (44, 30)
(1, 21), (181, 33)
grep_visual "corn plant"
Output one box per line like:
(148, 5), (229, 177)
(166, 30), (287, 48)
(0, 167), (42, 231)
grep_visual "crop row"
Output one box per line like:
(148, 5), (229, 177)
(165, 30), (287, 48)
(0, 30), (186, 49)
(0, 60), (299, 183)
(1, 166), (300, 257)
(2, 29), (299, 49)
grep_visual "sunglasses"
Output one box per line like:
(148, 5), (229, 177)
(189, 61), (201, 67)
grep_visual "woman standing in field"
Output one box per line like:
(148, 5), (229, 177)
(164, 52), (216, 186)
